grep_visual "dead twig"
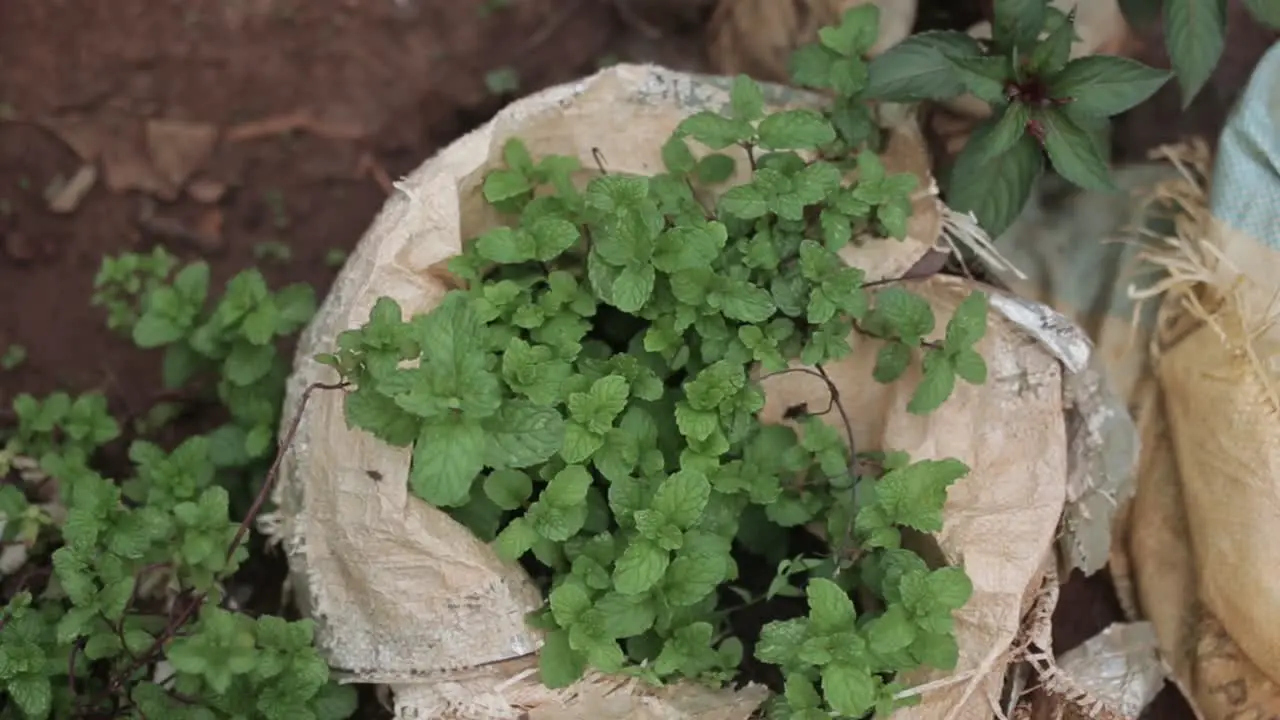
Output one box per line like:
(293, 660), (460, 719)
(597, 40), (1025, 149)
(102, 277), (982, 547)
(226, 110), (363, 143)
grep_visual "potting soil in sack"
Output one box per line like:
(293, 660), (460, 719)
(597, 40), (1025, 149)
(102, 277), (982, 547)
(261, 57), (1135, 719)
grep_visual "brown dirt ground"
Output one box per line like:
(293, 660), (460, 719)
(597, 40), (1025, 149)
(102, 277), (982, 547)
(0, 1), (1275, 718)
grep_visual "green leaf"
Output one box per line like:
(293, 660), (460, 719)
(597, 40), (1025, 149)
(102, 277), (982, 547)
(528, 217), (581, 261)
(973, 102), (1030, 163)
(613, 539), (669, 595)
(561, 421), (604, 463)
(944, 291), (988, 348)
(789, 43), (837, 89)
(1243, 0), (1280, 27)
(927, 566), (975, 609)
(717, 279), (776, 323)
(503, 137), (536, 174)
(665, 552), (726, 606)
(946, 123), (1043, 238)
(992, 0), (1048, 50)
(1164, 0), (1227, 107)
(718, 185), (769, 219)
(543, 465), (593, 506)
(590, 592), (654, 638)
(818, 4), (880, 57)
(822, 663), (879, 718)
(864, 605), (917, 654)
(475, 227), (532, 264)
(568, 375), (630, 435)
(949, 55), (1010, 104)
(866, 31), (984, 102)
(873, 458), (969, 531)
(873, 287), (934, 343)
(756, 110), (836, 150)
(1048, 55), (1171, 117)
(223, 342), (275, 386)
(873, 341), (912, 384)
(410, 420), (486, 507)
(483, 169), (531, 203)
(132, 312), (184, 348)
(729, 74), (766, 120)
(651, 469), (711, 528)
(807, 578), (857, 633)
(484, 469), (533, 510)
(908, 352), (956, 414)
(550, 581), (593, 627)
(1039, 108), (1115, 191)
(696, 154), (736, 184)
(540, 629), (586, 688)
(7, 675), (53, 719)
(678, 111), (755, 150)
(612, 264), (656, 313)
(483, 401), (565, 468)
(1028, 8), (1077, 75)
(953, 348), (988, 384)
(661, 135), (697, 175)
(494, 516), (538, 561)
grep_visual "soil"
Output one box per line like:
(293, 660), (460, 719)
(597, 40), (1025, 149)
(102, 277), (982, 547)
(0, 0), (1276, 718)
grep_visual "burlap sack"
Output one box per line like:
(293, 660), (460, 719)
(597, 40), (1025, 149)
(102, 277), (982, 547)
(708, 0), (917, 82)
(267, 63), (1107, 718)
(1110, 114), (1280, 716)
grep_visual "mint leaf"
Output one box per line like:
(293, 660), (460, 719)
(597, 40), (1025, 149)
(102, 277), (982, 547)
(1164, 0), (1227, 107)
(757, 110), (837, 150)
(908, 351), (956, 414)
(972, 103), (1030, 163)
(1039, 108), (1115, 191)
(483, 169), (531, 204)
(484, 469), (533, 510)
(410, 420), (486, 507)
(729, 74), (766, 121)
(818, 4), (880, 57)
(807, 578), (857, 633)
(651, 469), (711, 528)
(1243, 0), (1280, 27)
(948, 55), (1009, 104)
(944, 291), (988, 348)
(1048, 55), (1171, 117)
(946, 122), (1043, 238)
(483, 401), (565, 469)
(992, 0), (1047, 50)
(1028, 8), (1077, 75)
(678, 111), (754, 150)
(540, 629), (586, 688)
(866, 31), (983, 102)
(612, 264), (656, 313)
(822, 663), (878, 718)
(953, 349), (988, 384)
(719, 185), (769, 219)
(613, 539), (669, 595)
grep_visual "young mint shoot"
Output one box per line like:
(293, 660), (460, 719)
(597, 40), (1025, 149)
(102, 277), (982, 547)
(319, 8), (985, 716)
(0, 260), (353, 717)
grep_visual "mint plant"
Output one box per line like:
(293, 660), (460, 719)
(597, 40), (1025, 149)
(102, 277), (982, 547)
(1120, 0), (1279, 107)
(842, 1), (1171, 237)
(319, 9), (985, 716)
(0, 265), (352, 718)
(91, 247), (180, 334)
(130, 263), (316, 469)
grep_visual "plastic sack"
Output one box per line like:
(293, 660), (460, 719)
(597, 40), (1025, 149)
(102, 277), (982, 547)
(265, 63), (1123, 718)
